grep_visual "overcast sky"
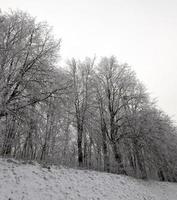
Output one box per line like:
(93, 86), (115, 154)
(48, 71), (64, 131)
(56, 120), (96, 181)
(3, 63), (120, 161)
(1, 0), (177, 122)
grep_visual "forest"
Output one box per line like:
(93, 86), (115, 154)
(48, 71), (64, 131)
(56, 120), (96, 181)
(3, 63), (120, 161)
(0, 10), (177, 182)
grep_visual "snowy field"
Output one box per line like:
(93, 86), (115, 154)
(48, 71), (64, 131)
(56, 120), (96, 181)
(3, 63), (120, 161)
(0, 158), (177, 200)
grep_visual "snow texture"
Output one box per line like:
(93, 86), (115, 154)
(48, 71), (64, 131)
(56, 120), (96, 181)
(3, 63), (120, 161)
(0, 158), (177, 200)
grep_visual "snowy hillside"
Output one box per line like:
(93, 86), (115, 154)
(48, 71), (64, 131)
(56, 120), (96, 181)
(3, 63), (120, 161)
(0, 158), (177, 200)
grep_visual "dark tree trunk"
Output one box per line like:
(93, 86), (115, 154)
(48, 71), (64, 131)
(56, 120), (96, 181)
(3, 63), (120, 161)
(88, 141), (92, 169)
(128, 150), (136, 176)
(40, 142), (47, 161)
(158, 169), (165, 181)
(40, 112), (50, 161)
(2, 130), (14, 156)
(22, 131), (34, 160)
(62, 119), (70, 165)
(77, 125), (83, 167)
(83, 139), (87, 167)
(1, 116), (16, 156)
(132, 139), (147, 179)
(22, 118), (35, 160)
(113, 143), (126, 174)
(102, 130), (109, 172)
(136, 151), (147, 179)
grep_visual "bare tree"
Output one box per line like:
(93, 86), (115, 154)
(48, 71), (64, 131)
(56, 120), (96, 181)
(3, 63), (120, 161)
(68, 58), (95, 167)
(95, 56), (146, 174)
(0, 10), (60, 156)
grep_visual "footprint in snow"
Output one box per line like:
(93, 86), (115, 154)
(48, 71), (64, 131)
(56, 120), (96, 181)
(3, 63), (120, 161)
(89, 176), (94, 180)
(120, 180), (125, 185)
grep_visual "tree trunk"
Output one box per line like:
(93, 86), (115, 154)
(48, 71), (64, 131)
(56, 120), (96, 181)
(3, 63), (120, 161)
(88, 143), (92, 169)
(62, 120), (70, 165)
(40, 112), (50, 161)
(83, 138), (87, 167)
(133, 140), (147, 179)
(22, 131), (34, 160)
(102, 130), (109, 172)
(112, 143), (126, 174)
(77, 125), (83, 167)
(22, 118), (35, 160)
(1, 115), (16, 156)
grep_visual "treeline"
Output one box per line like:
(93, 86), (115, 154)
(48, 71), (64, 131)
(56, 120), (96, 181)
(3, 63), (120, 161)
(0, 10), (177, 182)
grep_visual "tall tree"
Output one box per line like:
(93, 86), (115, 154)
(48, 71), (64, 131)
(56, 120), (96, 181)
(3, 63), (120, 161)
(95, 56), (146, 174)
(0, 10), (60, 156)
(68, 58), (94, 167)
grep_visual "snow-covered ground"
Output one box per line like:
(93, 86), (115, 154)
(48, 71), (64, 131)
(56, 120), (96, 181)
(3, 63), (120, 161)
(0, 158), (177, 200)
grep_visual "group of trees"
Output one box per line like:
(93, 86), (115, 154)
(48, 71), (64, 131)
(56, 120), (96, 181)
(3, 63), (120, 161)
(0, 10), (177, 182)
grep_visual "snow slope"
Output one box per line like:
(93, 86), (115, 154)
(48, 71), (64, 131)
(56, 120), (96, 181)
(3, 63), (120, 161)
(0, 158), (177, 200)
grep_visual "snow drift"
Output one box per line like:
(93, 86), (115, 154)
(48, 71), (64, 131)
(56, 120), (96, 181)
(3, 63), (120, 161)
(0, 158), (177, 200)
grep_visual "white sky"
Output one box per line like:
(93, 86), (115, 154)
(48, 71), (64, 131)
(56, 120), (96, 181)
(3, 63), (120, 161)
(1, 0), (177, 122)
